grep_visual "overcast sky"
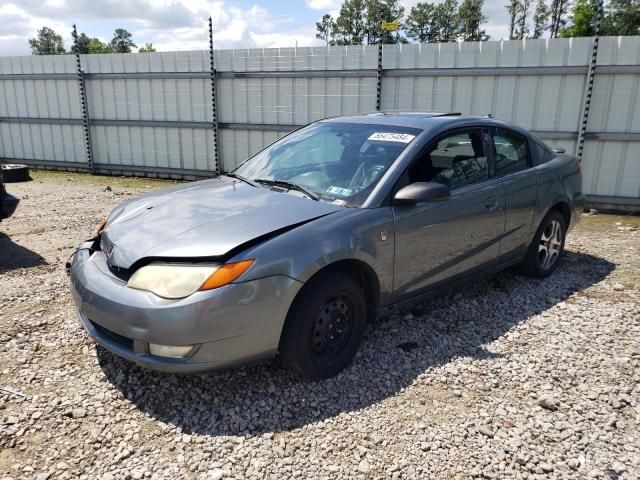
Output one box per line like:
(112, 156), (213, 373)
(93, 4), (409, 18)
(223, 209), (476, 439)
(0, 0), (513, 57)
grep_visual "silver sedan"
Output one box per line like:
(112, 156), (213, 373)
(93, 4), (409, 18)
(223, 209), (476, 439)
(69, 113), (584, 379)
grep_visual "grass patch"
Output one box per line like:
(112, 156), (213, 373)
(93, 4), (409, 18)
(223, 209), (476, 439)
(29, 169), (182, 190)
(579, 213), (640, 232)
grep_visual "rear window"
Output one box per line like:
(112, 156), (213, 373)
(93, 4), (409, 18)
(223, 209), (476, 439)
(529, 135), (557, 165)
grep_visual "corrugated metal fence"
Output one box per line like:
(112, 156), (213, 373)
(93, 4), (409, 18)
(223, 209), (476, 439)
(1, 37), (639, 208)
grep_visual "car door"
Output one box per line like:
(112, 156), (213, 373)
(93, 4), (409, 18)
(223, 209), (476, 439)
(490, 128), (538, 258)
(392, 128), (506, 300)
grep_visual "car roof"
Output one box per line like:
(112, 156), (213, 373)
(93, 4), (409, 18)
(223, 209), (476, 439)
(320, 112), (531, 138)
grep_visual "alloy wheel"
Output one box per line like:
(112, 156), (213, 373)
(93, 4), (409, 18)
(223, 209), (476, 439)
(538, 219), (563, 270)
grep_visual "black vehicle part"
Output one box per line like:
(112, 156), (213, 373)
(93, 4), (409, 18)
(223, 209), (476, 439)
(279, 271), (367, 379)
(1, 164), (30, 183)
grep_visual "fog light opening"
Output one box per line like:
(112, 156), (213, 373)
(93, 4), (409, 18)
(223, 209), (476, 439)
(148, 343), (194, 359)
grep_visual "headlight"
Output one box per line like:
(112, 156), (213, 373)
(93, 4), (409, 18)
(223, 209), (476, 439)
(127, 260), (254, 299)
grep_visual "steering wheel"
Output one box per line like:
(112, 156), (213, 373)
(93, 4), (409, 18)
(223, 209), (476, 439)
(348, 154), (388, 190)
(288, 171), (331, 190)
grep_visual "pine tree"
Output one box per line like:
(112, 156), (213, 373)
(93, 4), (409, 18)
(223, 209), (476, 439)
(433, 0), (460, 42)
(516, 0), (532, 38)
(335, 0), (367, 44)
(406, 2), (437, 42)
(316, 14), (337, 46)
(458, 0), (489, 40)
(532, 0), (550, 37)
(506, 0), (523, 38)
(28, 27), (65, 55)
(549, 0), (571, 37)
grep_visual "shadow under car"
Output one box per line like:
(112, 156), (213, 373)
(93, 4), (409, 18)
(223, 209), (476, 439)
(96, 249), (614, 436)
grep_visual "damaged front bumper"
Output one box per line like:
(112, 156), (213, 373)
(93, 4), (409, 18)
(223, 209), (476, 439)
(68, 242), (302, 373)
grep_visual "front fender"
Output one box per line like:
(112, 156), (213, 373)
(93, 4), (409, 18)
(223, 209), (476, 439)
(231, 207), (396, 307)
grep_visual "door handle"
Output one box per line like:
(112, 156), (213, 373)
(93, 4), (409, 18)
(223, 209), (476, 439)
(485, 196), (498, 211)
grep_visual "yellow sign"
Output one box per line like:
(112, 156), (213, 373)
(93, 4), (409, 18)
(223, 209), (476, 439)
(381, 20), (400, 32)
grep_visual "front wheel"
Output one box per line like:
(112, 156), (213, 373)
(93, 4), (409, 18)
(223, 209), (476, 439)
(279, 271), (367, 380)
(520, 210), (566, 277)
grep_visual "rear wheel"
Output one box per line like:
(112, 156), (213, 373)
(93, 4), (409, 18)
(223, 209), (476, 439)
(279, 271), (367, 380)
(521, 210), (566, 277)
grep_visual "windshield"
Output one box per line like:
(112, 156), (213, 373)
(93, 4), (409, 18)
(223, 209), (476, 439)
(232, 122), (421, 207)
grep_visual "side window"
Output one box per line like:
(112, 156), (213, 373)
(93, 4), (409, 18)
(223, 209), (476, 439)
(408, 130), (489, 189)
(492, 130), (530, 176)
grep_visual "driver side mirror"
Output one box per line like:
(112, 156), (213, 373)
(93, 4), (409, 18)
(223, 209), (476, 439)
(393, 182), (450, 205)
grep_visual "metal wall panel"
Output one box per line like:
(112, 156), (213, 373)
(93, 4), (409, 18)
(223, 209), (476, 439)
(0, 38), (639, 204)
(579, 37), (640, 200)
(214, 46), (378, 169)
(0, 122), (85, 163)
(0, 55), (83, 166)
(77, 52), (213, 172)
(380, 39), (590, 133)
(91, 125), (213, 171)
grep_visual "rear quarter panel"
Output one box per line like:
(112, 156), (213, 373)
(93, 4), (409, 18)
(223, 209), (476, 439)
(534, 154), (584, 233)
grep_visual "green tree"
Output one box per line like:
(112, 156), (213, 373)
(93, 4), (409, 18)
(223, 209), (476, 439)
(605, 0), (640, 35)
(532, 0), (550, 37)
(138, 43), (156, 52)
(405, 2), (437, 42)
(87, 38), (112, 53)
(28, 26), (65, 55)
(110, 28), (136, 53)
(316, 14), (337, 45)
(506, 0), (523, 38)
(70, 32), (91, 54)
(549, 0), (571, 37)
(432, 0), (460, 41)
(458, 0), (489, 40)
(560, 0), (599, 36)
(515, 0), (532, 38)
(335, 0), (367, 44)
(364, 0), (406, 44)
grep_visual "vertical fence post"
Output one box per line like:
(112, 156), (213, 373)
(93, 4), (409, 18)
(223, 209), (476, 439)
(375, 16), (383, 111)
(576, 0), (604, 163)
(208, 17), (220, 175)
(72, 24), (95, 174)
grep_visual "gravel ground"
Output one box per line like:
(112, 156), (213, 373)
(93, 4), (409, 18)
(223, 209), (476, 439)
(1, 171), (639, 480)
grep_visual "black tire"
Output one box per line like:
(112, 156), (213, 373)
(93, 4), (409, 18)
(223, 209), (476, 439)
(520, 210), (566, 278)
(1, 164), (30, 183)
(279, 271), (367, 380)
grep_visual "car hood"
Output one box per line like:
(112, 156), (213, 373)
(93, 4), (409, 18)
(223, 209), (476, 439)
(101, 176), (343, 269)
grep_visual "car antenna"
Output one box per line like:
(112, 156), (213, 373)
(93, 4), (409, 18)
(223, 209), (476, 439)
(486, 113), (494, 118)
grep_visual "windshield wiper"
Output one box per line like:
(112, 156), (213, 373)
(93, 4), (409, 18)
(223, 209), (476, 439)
(224, 172), (259, 187)
(254, 178), (320, 201)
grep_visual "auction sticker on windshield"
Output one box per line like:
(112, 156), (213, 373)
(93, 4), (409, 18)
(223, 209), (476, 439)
(368, 132), (416, 143)
(327, 186), (353, 196)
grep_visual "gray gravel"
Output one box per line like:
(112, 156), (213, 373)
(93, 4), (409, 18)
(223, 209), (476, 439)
(1, 171), (639, 479)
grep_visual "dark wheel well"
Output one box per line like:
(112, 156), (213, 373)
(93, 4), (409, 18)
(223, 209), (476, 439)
(297, 260), (380, 323)
(550, 201), (571, 228)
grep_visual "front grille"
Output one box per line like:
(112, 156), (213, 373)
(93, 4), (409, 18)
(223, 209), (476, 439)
(89, 320), (134, 350)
